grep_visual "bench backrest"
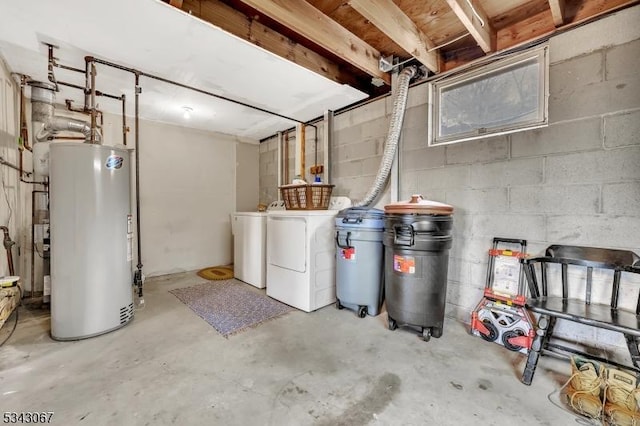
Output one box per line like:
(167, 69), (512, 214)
(524, 245), (640, 313)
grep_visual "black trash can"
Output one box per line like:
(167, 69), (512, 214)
(335, 207), (385, 318)
(383, 195), (453, 341)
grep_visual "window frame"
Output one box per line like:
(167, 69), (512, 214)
(428, 44), (550, 146)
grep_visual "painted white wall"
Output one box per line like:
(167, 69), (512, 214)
(140, 126), (232, 276)
(103, 113), (240, 277)
(235, 142), (259, 212)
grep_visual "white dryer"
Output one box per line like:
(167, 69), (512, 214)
(266, 197), (351, 312)
(232, 201), (284, 288)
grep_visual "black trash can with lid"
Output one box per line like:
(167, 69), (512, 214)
(383, 195), (453, 341)
(335, 207), (385, 318)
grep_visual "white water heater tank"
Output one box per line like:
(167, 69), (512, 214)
(50, 142), (134, 340)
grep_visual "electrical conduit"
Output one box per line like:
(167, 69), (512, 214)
(353, 65), (417, 207)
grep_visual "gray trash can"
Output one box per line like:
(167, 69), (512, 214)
(383, 195), (454, 341)
(335, 207), (385, 318)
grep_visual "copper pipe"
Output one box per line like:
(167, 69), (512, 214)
(19, 76), (31, 151)
(65, 99), (106, 131)
(65, 99), (88, 114)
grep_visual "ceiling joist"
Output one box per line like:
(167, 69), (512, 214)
(236, 0), (390, 85)
(445, 0), (495, 53)
(172, 0), (355, 87)
(169, 0), (184, 7)
(496, 0), (639, 52)
(548, 0), (566, 26)
(348, 0), (440, 73)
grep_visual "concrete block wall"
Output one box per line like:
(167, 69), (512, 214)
(258, 7), (640, 351)
(259, 126), (326, 203)
(411, 31), (640, 330)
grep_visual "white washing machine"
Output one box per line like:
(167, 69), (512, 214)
(232, 201), (285, 288)
(266, 197), (352, 312)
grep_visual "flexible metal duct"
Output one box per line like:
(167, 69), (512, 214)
(31, 81), (99, 143)
(353, 65), (417, 207)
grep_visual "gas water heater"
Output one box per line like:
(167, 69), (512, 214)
(50, 143), (134, 340)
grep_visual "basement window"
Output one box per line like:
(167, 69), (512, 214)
(428, 45), (549, 146)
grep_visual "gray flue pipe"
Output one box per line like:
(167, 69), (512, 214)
(353, 65), (417, 207)
(31, 81), (100, 143)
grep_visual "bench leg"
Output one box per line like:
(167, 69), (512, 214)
(625, 335), (640, 370)
(522, 314), (553, 385)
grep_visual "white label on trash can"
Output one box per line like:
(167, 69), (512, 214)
(341, 247), (356, 261)
(394, 255), (415, 274)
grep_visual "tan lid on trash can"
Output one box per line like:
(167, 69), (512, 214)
(384, 194), (454, 215)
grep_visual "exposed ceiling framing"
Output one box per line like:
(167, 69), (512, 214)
(236, 0), (390, 85)
(348, 0), (440, 73)
(182, 0), (354, 85)
(444, 0), (495, 53)
(169, 0), (639, 96)
(548, 0), (567, 25)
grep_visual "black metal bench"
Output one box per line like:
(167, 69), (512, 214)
(521, 245), (640, 385)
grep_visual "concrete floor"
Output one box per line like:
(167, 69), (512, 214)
(1, 272), (580, 425)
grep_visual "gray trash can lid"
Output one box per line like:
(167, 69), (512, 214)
(336, 207), (384, 229)
(384, 194), (453, 215)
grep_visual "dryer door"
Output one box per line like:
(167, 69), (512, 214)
(268, 216), (306, 273)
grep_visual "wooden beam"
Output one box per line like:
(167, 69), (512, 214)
(171, 0), (359, 88)
(236, 0), (390, 84)
(348, 0), (439, 73)
(169, 0), (183, 7)
(496, 0), (639, 52)
(444, 0), (495, 53)
(548, 0), (566, 26)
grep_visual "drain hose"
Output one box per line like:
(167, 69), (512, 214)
(353, 65), (417, 207)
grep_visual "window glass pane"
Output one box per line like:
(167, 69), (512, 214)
(439, 58), (540, 138)
(429, 46), (549, 146)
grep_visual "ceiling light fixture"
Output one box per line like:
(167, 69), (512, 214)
(182, 106), (193, 119)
